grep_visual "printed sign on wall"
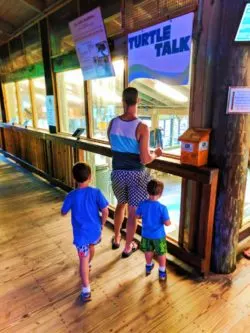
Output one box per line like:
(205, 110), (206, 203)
(69, 7), (115, 81)
(128, 12), (194, 85)
(46, 95), (56, 126)
(227, 87), (250, 114)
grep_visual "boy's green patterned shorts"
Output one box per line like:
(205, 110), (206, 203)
(140, 237), (167, 256)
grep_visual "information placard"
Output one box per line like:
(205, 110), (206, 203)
(46, 95), (56, 126)
(235, 4), (250, 42)
(226, 87), (250, 114)
(69, 7), (115, 81)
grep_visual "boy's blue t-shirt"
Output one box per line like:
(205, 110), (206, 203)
(136, 200), (170, 239)
(61, 187), (109, 247)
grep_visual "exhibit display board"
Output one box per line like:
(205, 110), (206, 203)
(128, 12), (194, 85)
(69, 7), (115, 81)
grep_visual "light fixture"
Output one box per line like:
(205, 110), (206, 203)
(155, 81), (188, 103)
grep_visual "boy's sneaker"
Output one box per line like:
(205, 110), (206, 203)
(159, 269), (167, 281)
(145, 263), (155, 275)
(80, 291), (92, 303)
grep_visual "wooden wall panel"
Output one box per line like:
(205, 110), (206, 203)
(51, 142), (74, 188)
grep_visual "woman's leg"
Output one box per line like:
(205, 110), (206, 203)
(124, 205), (137, 253)
(114, 203), (126, 243)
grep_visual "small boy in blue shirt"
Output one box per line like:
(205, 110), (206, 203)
(61, 162), (109, 302)
(136, 179), (171, 281)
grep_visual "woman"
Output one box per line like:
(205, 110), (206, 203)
(108, 87), (162, 257)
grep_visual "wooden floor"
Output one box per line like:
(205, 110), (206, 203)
(0, 154), (250, 333)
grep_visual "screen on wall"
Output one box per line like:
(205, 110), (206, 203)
(69, 7), (115, 81)
(235, 4), (250, 42)
(128, 12), (194, 85)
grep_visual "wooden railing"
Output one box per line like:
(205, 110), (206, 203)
(0, 124), (219, 275)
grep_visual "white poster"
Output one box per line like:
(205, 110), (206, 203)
(46, 95), (56, 126)
(227, 87), (250, 114)
(69, 7), (115, 81)
(128, 12), (194, 85)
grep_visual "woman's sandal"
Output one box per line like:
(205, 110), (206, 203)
(111, 236), (121, 250)
(121, 241), (138, 258)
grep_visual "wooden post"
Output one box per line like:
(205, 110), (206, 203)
(39, 18), (57, 133)
(0, 84), (7, 123)
(190, 0), (222, 128)
(209, 1), (250, 273)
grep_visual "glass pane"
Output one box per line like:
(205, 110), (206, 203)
(148, 169), (181, 240)
(57, 69), (86, 134)
(32, 77), (48, 130)
(84, 151), (117, 206)
(90, 59), (124, 140)
(4, 83), (19, 123)
(18, 80), (33, 126)
(131, 78), (190, 155)
(83, 151), (180, 240)
(243, 168), (250, 224)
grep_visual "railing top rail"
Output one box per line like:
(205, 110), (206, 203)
(0, 123), (218, 184)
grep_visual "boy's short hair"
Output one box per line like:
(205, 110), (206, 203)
(72, 162), (91, 183)
(147, 179), (164, 196)
(122, 87), (138, 106)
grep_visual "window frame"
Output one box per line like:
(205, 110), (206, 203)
(3, 77), (48, 130)
(31, 77), (48, 131)
(2, 82), (21, 124)
(86, 55), (126, 142)
(56, 68), (87, 137)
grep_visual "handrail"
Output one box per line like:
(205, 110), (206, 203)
(0, 124), (219, 275)
(0, 123), (217, 184)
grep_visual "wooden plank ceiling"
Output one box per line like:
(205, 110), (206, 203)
(0, 0), (63, 45)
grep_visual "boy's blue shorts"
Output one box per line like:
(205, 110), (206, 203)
(76, 237), (101, 257)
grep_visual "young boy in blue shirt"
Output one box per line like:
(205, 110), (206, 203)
(136, 179), (171, 281)
(61, 162), (109, 302)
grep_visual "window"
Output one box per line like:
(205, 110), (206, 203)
(17, 80), (33, 126)
(3, 82), (19, 123)
(57, 69), (86, 135)
(84, 151), (117, 206)
(32, 77), (48, 130)
(145, 169), (181, 240)
(131, 78), (190, 155)
(89, 59), (124, 140)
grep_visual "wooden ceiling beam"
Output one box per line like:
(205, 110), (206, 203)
(20, 0), (45, 13)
